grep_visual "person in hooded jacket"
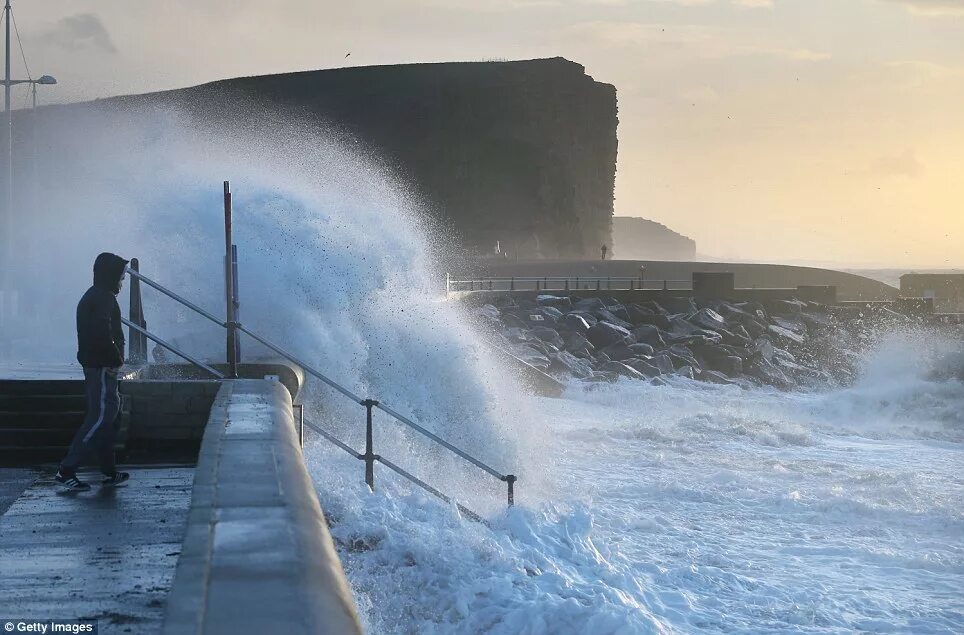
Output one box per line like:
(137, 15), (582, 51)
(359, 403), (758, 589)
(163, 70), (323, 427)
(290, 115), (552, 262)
(55, 253), (132, 491)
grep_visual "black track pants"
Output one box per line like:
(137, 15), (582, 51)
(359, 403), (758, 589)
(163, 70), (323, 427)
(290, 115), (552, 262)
(60, 367), (120, 475)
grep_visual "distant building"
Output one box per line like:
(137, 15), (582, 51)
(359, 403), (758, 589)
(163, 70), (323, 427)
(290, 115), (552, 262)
(900, 274), (964, 312)
(611, 217), (696, 261)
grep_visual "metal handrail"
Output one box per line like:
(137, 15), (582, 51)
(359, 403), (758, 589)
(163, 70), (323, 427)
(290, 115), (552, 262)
(375, 402), (508, 481)
(236, 324), (364, 404)
(303, 416), (485, 524)
(446, 275), (692, 294)
(120, 317), (224, 378)
(127, 265), (517, 509)
(126, 267), (227, 328)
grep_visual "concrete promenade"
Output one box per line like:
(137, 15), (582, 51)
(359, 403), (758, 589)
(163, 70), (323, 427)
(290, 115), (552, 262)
(0, 466), (194, 633)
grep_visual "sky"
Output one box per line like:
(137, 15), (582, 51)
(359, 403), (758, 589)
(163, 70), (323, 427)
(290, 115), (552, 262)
(7, 0), (964, 268)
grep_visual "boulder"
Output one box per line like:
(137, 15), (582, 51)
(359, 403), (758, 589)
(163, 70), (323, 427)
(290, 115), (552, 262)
(745, 357), (792, 389)
(650, 354), (675, 374)
(561, 313), (593, 333)
(598, 361), (649, 380)
(767, 299), (808, 315)
(627, 304), (655, 324)
(603, 302), (632, 323)
(628, 342), (655, 357)
(741, 316), (767, 338)
(594, 309), (633, 330)
(752, 337), (775, 361)
(771, 315), (807, 336)
(640, 300), (668, 314)
(720, 325), (752, 346)
(537, 295), (573, 311)
(626, 358), (660, 378)
(720, 355), (744, 377)
(689, 307), (727, 332)
(767, 324), (806, 346)
(530, 326), (564, 349)
(502, 313), (529, 329)
(549, 351), (594, 378)
(541, 306), (565, 322)
(584, 371), (619, 383)
(601, 342), (636, 362)
(667, 344), (700, 369)
(562, 331), (595, 356)
(512, 345), (550, 370)
(659, 296), (698, 314)
(587, 321), (633, 349)
(572, 297), (607, 312)
(698, 369), (733, 384)
(675, 365), (695, 379)
(632, 313), (674, 329)
(631, 324), (668, 348)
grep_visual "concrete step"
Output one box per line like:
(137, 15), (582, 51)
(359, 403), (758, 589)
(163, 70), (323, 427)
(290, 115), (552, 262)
(0, 395), (87, 411)
(0, 411), (86, 428)
(0, 380), (85, 396)
(0, 429), (79, 445)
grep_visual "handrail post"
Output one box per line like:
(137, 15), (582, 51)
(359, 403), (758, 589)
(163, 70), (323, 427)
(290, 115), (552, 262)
(127, 258), (147, 364)
(506, 474), (516, 507)
(363, 399), (378, 490)
(223, 181), (238, 379)
(294, 404), (304, 448)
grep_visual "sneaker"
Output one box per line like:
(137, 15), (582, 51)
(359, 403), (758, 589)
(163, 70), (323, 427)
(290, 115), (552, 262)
(101, 472), (131, 487)
(55, 472), (91, 492)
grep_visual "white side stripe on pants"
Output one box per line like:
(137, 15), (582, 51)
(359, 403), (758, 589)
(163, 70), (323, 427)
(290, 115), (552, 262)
(83, 368), (109, 443)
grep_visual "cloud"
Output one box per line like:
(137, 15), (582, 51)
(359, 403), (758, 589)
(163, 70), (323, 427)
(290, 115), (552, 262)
(37, 14), (117, 54)
(880, 0), (964, 16)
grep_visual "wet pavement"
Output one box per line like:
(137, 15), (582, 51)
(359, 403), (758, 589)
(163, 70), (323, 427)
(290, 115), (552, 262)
(0, 468), (39, 515)
(0, 467), (194, 634)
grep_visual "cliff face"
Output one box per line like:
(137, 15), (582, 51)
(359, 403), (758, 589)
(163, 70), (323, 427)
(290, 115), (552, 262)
(232, 58), (617, 258)
(612, 217), (696, 261)
(32, 58), (616, 259)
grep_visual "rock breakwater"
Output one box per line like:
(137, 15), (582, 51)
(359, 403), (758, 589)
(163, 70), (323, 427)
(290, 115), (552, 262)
(476, 294), (954, 389)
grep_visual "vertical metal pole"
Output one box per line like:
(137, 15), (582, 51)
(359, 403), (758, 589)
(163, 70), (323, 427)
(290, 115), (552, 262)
(294, 404), (304, 448)
(231, 244), (240, 363)
(363, 399), (378, 490)
(2, 0), (12, 333)
(127, 258), (147, 364)
(223, 181), (238, 378)
(506, 475), (516, 507)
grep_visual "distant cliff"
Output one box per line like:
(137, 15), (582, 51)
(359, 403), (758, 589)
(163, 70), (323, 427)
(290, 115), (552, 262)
(612, 217), (696, 260)
(30, 58), (617, 259)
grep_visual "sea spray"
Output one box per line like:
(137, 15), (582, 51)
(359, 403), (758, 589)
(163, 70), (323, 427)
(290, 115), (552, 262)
(12, 102), (549, 505)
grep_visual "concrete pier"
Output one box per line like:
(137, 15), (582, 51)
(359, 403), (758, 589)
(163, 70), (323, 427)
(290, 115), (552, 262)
(0, 467), (194, 633)
(0, 368), (362, 634)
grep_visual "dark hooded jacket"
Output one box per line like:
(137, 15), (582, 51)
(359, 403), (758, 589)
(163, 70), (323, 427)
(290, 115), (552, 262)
(76, 252), (129, 368)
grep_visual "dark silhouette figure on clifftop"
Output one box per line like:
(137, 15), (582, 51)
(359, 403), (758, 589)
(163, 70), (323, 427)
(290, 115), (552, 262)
(55, 253), (132, 492)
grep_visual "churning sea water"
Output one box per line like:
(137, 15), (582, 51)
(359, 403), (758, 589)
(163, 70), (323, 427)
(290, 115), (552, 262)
(307, 334), (963, 634)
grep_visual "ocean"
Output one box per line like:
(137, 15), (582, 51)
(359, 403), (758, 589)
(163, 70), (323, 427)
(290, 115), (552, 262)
(305, 333), (964, 634)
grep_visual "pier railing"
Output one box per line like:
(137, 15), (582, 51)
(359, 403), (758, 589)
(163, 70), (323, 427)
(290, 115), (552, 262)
(122, 181), (515, 521)
(446, 275), (692, 294)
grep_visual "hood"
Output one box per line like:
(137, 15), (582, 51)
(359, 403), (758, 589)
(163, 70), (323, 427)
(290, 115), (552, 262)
(93, 252), (129, 295)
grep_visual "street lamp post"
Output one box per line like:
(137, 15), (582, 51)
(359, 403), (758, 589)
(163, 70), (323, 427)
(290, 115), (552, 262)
(1, 0), (56, 338)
